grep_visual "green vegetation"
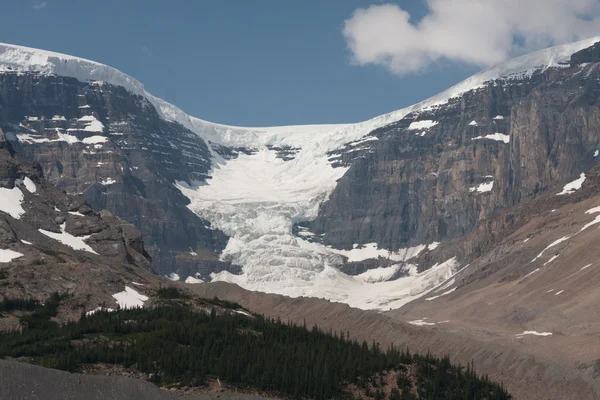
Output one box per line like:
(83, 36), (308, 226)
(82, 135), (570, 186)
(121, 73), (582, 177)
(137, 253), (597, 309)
(0, 295), (510, 399)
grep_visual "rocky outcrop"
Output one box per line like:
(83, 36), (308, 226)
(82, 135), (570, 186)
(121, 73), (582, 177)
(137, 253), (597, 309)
(309, 53), (600, 255)
(0, 72), (230, 278)
(0, 130), (154, 312)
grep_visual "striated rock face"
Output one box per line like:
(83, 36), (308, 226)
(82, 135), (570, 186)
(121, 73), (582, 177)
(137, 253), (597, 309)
(0, 130), (156, 311)
(0, 72), (231, 278)
(309, 44), (600, 256)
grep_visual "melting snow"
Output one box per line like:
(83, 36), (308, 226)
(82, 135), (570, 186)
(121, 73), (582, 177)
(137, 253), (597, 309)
(0, 249), (24, 262)
(38, 223), (98, 254)
(112, 286), (148, 309)
(556, 173), (586, 195)
(0, 186), (25, 219)
(472, 133), (510, 143)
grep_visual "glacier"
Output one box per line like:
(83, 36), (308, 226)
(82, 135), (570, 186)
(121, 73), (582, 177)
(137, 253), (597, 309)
(2, 37), (600, 309)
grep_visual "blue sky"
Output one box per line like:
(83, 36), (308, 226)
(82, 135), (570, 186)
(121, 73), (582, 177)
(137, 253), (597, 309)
(0, 1), (596, 126)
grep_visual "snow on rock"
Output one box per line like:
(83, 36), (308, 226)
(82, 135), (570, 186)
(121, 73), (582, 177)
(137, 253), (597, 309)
(0, 186), (25, 219)
(185, 276), (204, 284)
(493, 115), (505, 120)
(469, 120), (478, 126)
(595, 150), (599, 157)
(581, 264), (593, 271)
(100, 177), (116, 185)
(580, 206), (600, 232)
(555, 290), (564, 295)
(68, 211), (85, 217)
(470, 181), (494, 193)
(543, 255), (559, 265)
(472, 133), (510, 143)
(516, 331), (552, 337)
(531, 236), (569, 263)
(23, 177), (36, 193)
(0, 249), (24, 262)
(77, 115), (104, 132)
(112, 286), (148, 309)
(407, 120), (438, 130)
(82, 135), (108, 144)
(38, 223), (98, 254)
(51, 115), (66, 121)
(557, 173), (586, 195)
(408, 319), (437, 326)
(20, 240), (32, 245)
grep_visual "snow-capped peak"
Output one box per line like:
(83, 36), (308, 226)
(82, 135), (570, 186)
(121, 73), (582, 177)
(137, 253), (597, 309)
(2, 37), (599, 153)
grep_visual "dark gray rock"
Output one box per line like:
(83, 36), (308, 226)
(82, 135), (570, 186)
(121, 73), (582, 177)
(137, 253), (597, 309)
(0, 73), (229, 278)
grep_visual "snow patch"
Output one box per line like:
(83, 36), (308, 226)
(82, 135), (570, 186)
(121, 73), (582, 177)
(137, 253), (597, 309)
(82, 135), (108, 144)
(112, 286), (148, 309)
(0, 249), (24, 263)
(20, 240), (32, 245)
(100, 177), (115, 185)
(0, 186), (25, 219)
(469, 120), (478, 126)
(68, 211), (85, 217)
(472, 133), (510, 143)
(516, 331), (552, 337)
(469, 181), (494, 193)
(23, 177), (36, 193)
(407, 120), (438, 131)
(581, 264), (593, 271)
(531, 237), (569, 263)
(185, 276), (204, 284)
(408, 319), (436, 326)
(493, 115), (505, 120)
(38, 223), (98, 254)
(543, 255), (559, 265)
(555, 290), (564, 295)
(557, 173), (585, 195)
(595, 150), (599, 157)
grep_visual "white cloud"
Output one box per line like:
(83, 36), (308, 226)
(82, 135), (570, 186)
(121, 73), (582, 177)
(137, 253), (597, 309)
(32, 1), (47, 11)
(343, 0), (600, 76)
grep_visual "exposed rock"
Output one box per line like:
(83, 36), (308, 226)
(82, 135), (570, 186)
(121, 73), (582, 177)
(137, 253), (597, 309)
(0, 72), (229, 277)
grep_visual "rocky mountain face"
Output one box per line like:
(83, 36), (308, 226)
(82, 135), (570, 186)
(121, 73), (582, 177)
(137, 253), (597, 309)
(310, 42), (600, 256)
(2, 39), (600, 309)
(0, 71), (230, 278)
(0, 128), (156, 323)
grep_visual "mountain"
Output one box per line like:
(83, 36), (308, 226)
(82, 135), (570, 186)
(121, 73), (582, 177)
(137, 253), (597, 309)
(2, 38), (600, 311)
(0, 126), (159, 327)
